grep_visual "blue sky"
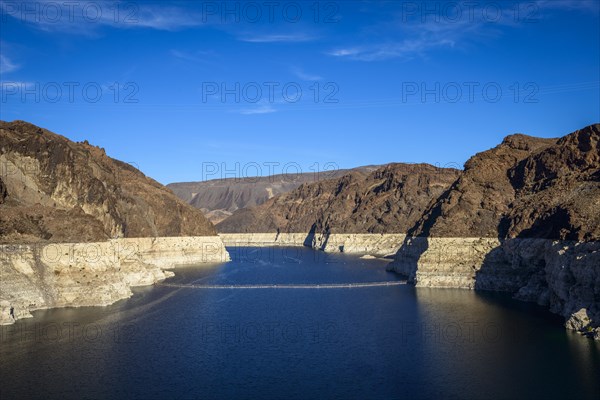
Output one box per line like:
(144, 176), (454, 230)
(1, 0), (599, 184)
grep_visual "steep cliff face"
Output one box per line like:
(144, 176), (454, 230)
(217, 163), (460, 234)
(411, 125), (599, 240)
(0, 120), (230, 325)
(0, 120), (217, 243)
(504, 125), (600, 240)
(0, 237), (229, 325)
(411, 134), (557, 238)
(395, 124), (600, 338)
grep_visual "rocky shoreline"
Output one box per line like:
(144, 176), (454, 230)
(391, 236), (600, 340)
(219, 232), (406, 257)
(0, 236), (230, 325)
(212, 124), (600, 339)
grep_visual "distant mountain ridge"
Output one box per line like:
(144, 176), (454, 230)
(168, 165), (380, 223)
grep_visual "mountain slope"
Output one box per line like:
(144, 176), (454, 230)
(411, 124), (600, 240)
(0, 120), (216, 243)
(217, 163), (460, 234)
(167, 166), (379, 223)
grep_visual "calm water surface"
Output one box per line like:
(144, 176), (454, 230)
(1, 246), (599, 399)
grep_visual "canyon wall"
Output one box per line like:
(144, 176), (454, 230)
(0, 121), (231, 324)
(217, 163), (460, 234)
(219, 124), (599, 338)
(168, 166), (379, 224)
(390, 124), (600, 338)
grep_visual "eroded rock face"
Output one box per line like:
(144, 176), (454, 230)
(217, 163), (460, 234)
(566, 308), (593, 331)
(219, 233), (406, 257)
(395, 124), (600, 337)
(411, 134), (557, 238)
(0, 120), (217, 243)
(504, 125), (600, 240)
(0, 237), (230, 325)
(411, 124), (599, 240)
(0, 121), (232, 325)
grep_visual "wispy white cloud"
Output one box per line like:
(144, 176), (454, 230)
(326, 6), (500, 62)
(0, 1), (207, 33)
(0, 54), (19, 74)
(170, 49), (215, 63)
(327, 21), (464, 62)
(239, 101), (277, 115)
(291, 67), (322, 81)
(328, 37), (458, 62)
(171, 50), (197, 62)
(238, 33), (316, 43)
(131, 6), (206, 31)
(326, 0), (598, 62)
(328, 48), (361, 57)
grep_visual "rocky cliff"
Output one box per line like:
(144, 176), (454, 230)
(393, 124), (600, 338)
(411, 126), (599, 240)
(0, 120), (217, 243)
(217, 163), (460, 234)
(0, 120), (229, 325)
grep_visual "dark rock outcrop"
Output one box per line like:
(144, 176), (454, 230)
(0, 120), (216, 243)
(0, 177), (7, 204)
(411, 124), (599, 240)
(504, 125), (600, 240)
(410, 134), (557, 238)
(217, 163), (460, 234)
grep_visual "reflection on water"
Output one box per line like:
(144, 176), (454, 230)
(1, 247), (598, 400)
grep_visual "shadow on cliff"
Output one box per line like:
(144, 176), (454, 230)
(386, 235), (429, 283)
(474, 216), (550, 293)
(303, 225), (316, 247)
(386, 202), (440, 281)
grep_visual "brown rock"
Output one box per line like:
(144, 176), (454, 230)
(0, 120), (216, 243)
(217, 163), (460, 234)
(411, 124), (599, 240)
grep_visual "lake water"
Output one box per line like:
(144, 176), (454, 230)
(1, 246), (599, 399)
